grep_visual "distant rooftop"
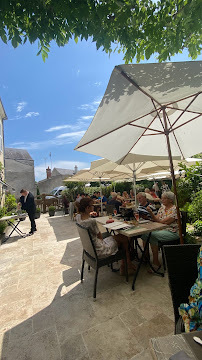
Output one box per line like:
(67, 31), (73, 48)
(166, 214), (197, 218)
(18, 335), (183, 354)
(5, 148), (33, 161)
(52, 168), (74, 176)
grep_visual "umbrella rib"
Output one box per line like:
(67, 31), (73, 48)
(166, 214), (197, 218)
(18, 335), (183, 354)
(166, 105), (202, 116)
(151, 99), (165, 130)
(119, 116), (158, 165)
(129, 123), (164, 134)
(166, 113), (184, 158)
(75, 109), (161, 150)
(168, 93), (200, 131)
(164, 92), (201, 108)
(171, 114), (202, 132)
(116, 66), (162, 107)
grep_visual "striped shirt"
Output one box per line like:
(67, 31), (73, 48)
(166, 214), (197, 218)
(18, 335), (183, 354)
(137, 202), (157, 219)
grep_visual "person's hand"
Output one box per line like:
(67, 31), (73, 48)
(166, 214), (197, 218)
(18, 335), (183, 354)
(146, 206), (152, 213)
(17, 203), (21, 210)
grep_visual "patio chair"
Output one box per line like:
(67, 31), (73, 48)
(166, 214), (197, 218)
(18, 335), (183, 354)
(158, 211), (187, 273)
(163, 244), (200, 334)
(105, 204), (114, 215)
(76, 223), (128, 300)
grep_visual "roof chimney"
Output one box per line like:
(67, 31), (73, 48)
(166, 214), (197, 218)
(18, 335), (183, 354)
(74, 165), (78, 174)
(46, 166), (51, 179)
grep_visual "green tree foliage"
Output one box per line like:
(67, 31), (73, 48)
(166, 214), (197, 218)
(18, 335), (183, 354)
(63, 181), (85, 201)
(188, 190), (202, 222)
(4, 193), (17, 213)
(176, 161), (202, 207)
(1, 1), (201, 62)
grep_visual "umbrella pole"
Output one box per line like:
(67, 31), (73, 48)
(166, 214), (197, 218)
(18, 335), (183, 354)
(133, 169), (137, 208)
(99, 178), (103, 215)
(163, 108), (183, 244)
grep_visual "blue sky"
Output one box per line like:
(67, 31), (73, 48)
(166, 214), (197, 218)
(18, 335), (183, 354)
(0, 38), (201, 181)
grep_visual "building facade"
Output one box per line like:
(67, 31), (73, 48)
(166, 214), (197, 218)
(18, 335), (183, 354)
(37, 166), (77, 194)
(5, 148), (36, 198)
(0, 99), (7, 206)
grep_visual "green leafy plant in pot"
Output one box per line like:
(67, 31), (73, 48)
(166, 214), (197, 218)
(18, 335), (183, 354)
(49, 206), (56, 217)
(35, 207), (41, 219)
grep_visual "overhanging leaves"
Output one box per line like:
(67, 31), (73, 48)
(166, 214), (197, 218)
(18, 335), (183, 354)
(0, 0), (201, 62)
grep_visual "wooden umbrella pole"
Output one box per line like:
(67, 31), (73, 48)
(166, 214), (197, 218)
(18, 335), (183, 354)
(162, 107), (183, 244)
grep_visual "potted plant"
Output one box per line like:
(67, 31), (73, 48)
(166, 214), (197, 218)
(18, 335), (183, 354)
(49, 206), (56, 217)
(35, 207), (41, 219)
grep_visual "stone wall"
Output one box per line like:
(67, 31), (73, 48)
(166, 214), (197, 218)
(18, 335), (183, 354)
(5, 158), (36, 198)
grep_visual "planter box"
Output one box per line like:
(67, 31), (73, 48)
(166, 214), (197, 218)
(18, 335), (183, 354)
(49, 211), (55, 217)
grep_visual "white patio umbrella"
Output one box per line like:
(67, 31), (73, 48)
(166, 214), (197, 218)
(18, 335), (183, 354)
(75, 61), (202, 242)
(65, 169), (131, 214)
(90, 156), (182, 205)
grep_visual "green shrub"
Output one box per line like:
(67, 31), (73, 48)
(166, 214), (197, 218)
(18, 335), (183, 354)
(5, 193), (17, 213)
(0, 206), (6, 234)
(36, 207), (41, 213)
(193, 220), (202, 236)
(49, 206), (55, 211)
(184, 232), (197, 244)
(0, 221), (7, 234)
(188, 190), (202, 222)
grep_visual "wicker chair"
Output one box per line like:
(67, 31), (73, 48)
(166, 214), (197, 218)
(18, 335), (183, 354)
(76, 223), (128, 300)
(163, 244), (200, 334)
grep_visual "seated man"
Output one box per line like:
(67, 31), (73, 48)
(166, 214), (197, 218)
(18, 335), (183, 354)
(108, 192), (122, 213)
(97, 192), (108, 205)
(91, 191), (98, 200)
(136, 192), (157, 220)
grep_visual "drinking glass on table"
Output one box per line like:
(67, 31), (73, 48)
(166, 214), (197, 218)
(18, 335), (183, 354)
(113, 209), (117, 216)
(134, 211), (139, 222)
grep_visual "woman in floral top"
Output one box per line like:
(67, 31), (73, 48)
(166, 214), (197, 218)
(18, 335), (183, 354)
(142, 191), (179, 272)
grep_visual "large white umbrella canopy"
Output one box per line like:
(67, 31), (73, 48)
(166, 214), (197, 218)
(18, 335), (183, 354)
(75, 61), (202, 161)
(75, 61), (202, 242)
(65, 169), (131, 214)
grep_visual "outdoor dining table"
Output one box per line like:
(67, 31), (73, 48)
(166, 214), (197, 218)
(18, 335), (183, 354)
(96, 216), (167, 289)
(0, 214), (27, 242)
(150, 330), (202, 360)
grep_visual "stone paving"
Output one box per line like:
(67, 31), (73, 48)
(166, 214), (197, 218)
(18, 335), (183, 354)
(0, 213), (175, 360)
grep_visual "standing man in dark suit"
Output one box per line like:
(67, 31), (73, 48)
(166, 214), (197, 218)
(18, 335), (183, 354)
(18, 189), (36, 235)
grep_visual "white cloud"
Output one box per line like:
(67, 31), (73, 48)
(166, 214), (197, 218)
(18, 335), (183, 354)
(76, 69), (80, 76)
(16, 101), (27, 112)
(94, 81), (102, 87)
(45, 124), (79, 132)
(35, 160), (89, 181)
(79, 97), (102, 113)
(56, 130), (86, 139)
(25, 112), (39, 118)
(9, 130), (86, 150)
(79, 116), (94, 121)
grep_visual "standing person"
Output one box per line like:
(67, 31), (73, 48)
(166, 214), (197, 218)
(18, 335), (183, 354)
(153, 182), (160, 197)
(18, 189), (36, 235)
(161, 181), (170, 193)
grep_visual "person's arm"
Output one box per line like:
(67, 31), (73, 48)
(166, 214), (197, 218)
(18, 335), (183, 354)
(146, 206), (175, 225)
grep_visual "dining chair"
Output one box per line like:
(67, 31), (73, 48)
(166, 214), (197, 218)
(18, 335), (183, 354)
(163, 244), (200, 334)
(76, 223), (128, 300)
(105, 204), (114, 215)
(158, 211), (187, 272)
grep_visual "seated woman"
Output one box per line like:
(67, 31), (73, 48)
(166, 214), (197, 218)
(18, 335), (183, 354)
(142, 191), (179, 272)
(179, 246), (202, 332)
(76, 198), (136, 275)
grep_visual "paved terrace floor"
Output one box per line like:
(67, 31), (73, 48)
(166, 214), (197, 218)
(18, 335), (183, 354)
(0, 213), (175, 360)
